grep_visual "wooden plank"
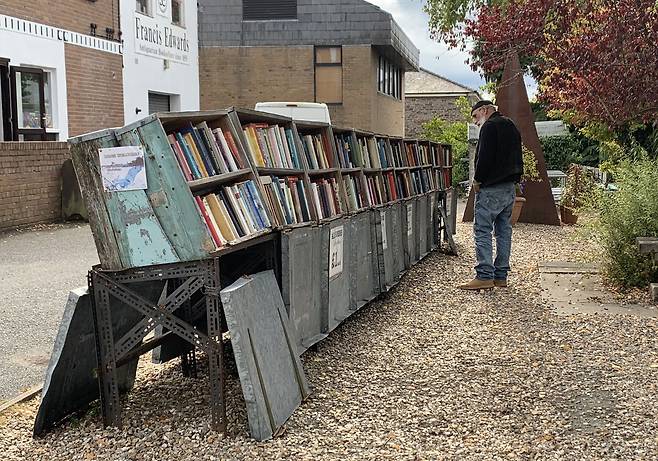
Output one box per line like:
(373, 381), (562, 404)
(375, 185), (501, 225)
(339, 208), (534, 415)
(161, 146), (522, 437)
(69, 132), (123, 270)
(116, 121), (215, 261)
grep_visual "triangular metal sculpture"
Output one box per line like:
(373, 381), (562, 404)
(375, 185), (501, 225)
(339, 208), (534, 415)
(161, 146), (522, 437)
(463, 52), (560, 225)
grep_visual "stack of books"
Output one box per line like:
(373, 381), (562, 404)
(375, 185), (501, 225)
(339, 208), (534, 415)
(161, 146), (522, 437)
(194, 179), (270, 248)
(242, 123), (302, 169)
(300, 133), (334, 169)
(366, 175), (386, 206)
(410, 169), (432, 193)
(334, 133), (359, 168)
(383, 171), (398, 202)
(309, 177), (341, 219)
(405, 143), (421, 167)
(376, 139), (390, 169)
(167, 122), (245, 181)
(342, 174), (365, 210)
(418, 144), (431, 165)
(260, 175), (312, 226)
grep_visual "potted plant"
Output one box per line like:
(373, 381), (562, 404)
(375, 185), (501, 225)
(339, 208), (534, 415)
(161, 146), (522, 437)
(560, 163), (595, 225)
(511, 145), (541, 225)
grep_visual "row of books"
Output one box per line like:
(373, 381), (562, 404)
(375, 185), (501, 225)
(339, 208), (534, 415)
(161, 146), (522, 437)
(195, 180), (270, 248)
(404, 143), (424, 167)
(342, 173), (365, 211)
(417, 144), (433, 166)
(168, 122), (245, 181)
(435, 168), (452, 190)
(310, 177), (342, 220)
(242, 123), (302, 169)
(260, 175), (311, 226)
(335, 133), (359, 169)
(357, 137), (391, 170)
(431, 145), (452, 167)
(300, 133), (334, 170)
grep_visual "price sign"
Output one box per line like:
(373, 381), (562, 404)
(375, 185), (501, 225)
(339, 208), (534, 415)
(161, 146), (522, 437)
(380, 210), (388, 250)
(329, 225), (344, 278)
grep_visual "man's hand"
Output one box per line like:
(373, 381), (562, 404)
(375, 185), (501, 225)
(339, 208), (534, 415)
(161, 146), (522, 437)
(472, 181), (481, 193)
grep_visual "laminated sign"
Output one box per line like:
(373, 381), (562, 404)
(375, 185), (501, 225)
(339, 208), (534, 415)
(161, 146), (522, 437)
(329, 225), (344, 278)
(380, 210), (388, 250)
(407, 204), (413, 237)
(99, 146), (147, 192)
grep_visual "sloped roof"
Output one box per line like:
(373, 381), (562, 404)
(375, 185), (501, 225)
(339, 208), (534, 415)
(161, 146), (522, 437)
(405, 68), (479, 95)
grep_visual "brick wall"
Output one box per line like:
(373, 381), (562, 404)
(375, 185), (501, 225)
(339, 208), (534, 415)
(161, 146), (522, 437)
(405, 94), (479, 138)
(1, 0), (120, 37)
(199, 44), (405, 136)
(199, 46), (315, 110)
(0, 142), (69, 231)
(65, 45), (124, 137)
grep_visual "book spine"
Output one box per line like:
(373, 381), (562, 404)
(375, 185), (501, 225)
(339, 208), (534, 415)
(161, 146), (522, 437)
(191, 127), (217, 176)
(175, 132), (202, 179)
(183, 132), (209, 177)
(168, 135), (193, 181)
(195, 196), (222, 248)
(234, 183), (260, 232)
(246, 180), (271, 228)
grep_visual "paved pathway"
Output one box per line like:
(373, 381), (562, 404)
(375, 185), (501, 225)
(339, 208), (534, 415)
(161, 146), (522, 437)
(0, 223), (98, 401)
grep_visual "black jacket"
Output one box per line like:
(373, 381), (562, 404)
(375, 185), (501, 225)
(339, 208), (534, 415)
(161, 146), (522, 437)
(474, 112), (523, 187)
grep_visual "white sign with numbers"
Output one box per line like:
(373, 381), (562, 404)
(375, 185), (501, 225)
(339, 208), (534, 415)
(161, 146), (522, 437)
(407, 204), (413, 236)
(329, 225), (344, 278)
(380, 211), (388, 250)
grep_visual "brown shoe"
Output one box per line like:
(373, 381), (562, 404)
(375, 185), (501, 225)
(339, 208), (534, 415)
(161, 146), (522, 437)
(458, 278), (494, 291)
(494, 279), (508, 288)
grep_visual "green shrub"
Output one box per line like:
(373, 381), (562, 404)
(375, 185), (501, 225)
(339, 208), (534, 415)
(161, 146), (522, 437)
(540, 135), (599, 171)
(584, 157), (658, 288)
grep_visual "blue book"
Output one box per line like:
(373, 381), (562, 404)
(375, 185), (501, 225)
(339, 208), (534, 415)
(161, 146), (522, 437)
(174, 132), (201, 179)
(272, 177), (293, 225)
(241, 181), (264, 229)
(285, 129), (300, 169)
(246, 180), (271, 228)
(185, 126), (217, 176)
(236, 182), (262, 230)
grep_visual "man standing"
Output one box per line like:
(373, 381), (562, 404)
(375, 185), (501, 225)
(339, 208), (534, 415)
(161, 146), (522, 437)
(458, 100), (523, 290)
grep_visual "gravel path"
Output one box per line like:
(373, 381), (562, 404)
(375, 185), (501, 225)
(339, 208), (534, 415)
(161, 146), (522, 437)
(2, 221), (658, 460)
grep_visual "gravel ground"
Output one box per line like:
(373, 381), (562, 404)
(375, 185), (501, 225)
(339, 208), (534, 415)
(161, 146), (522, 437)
(0, 223), (99, 400)
(2, 221), (658, 460)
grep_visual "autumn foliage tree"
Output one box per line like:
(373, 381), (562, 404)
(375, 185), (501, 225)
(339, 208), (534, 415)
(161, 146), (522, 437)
(424, 0), (658, 130)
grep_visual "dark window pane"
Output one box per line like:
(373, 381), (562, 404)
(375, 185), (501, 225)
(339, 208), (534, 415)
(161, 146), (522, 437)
(244, 0), (297, 20)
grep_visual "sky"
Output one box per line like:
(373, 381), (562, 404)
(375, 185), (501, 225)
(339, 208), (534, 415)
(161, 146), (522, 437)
(365, 0), (538, 98)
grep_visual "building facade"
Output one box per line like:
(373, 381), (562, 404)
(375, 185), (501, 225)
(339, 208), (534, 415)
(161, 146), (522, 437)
(197, 0), (419, 137)
(0, 0), (199, 140)
(120, 0), (199, 125)
(405, 68), (480, 138)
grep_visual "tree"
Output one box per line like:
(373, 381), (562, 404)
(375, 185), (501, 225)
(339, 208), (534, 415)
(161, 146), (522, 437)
(423, 0), (658, 130)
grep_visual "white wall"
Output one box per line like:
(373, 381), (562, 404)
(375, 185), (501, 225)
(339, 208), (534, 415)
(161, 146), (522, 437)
(121, 0), (200, 124)
(0, 29), (69, 140)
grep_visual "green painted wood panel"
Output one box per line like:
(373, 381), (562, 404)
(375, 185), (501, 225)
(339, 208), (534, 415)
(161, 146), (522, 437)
(116, 119), (214, 261)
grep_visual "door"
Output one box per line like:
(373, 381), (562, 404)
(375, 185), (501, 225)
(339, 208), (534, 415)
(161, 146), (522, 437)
(0, 58), (10, 141)
(10, 66), (46, 141)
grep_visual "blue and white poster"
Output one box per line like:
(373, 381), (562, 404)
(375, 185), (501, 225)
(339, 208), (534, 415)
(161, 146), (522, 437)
(99, 146), (148, 192)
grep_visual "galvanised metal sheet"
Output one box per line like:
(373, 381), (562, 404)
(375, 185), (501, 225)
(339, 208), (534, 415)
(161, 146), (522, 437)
(321, 217), (353, 332)
(280, 226), (326, 354)
(390, 201), (406, 279)
(349, 211), (380, 311)
(403, 198), (419, 268)
(220, 270), (310, 441)
(374, 206), (398, 292)
(417, 194), (429, 258)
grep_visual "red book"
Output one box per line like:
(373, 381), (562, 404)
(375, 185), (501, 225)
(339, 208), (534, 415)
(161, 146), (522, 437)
(387, 172), (397, 201)
(168, 134), (193, 181)
(223, 131), (245, 169)
(194, 196), (223, 248)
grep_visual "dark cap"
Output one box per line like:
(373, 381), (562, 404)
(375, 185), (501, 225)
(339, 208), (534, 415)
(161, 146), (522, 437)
(471, 100), (494, 115)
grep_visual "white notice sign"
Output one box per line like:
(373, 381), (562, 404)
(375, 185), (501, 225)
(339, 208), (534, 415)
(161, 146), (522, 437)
(380, 210), (388, 250)
(407, 204), (413, 236)
(99, 146), (147, 192)
(329, 225), (344, 278)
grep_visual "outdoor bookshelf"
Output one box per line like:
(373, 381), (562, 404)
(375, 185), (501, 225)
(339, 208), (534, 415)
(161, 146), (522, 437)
(388, 136), (413, 200)
(294, 119), (346, 221)
(431, 143), (453, 191)
(375, 134), (399, 204)
(227, 108), (316, 227)
(417, 140), (436, 194)
(356, 129), (388, 208)
(333, 126), (368, 212)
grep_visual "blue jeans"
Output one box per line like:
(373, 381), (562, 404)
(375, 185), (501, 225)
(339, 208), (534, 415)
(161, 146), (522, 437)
(473, 182), (516, 280)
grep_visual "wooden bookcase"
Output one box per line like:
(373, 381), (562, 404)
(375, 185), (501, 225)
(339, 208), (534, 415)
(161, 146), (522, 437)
(332, 126), (369, 212)
(227, 107), (317, 227)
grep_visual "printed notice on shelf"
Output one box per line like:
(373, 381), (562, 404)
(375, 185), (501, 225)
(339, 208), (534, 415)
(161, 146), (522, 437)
(329, 225), (344, 278)
(99, 146), (147, 192)
(407, 204), (413, 236)
(380, 211), (388, 250)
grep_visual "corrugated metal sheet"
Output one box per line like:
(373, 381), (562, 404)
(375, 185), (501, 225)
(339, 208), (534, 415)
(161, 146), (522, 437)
(243, 0), (297, 20)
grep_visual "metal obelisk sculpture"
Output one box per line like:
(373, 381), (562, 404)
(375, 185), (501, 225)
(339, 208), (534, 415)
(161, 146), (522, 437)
(462, 52), (560, 225)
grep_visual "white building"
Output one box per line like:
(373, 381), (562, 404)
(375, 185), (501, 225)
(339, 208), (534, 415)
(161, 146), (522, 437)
(121, 0), (200, 124)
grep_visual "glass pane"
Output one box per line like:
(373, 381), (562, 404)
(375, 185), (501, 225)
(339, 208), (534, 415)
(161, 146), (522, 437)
(172, 0), (182, 25)
(16, 71), (43, 129)
(316, 47), (341, 64)
(315, 66), (342, 103)
(43, 72), (53, 128)
(136, 0), (148, 14)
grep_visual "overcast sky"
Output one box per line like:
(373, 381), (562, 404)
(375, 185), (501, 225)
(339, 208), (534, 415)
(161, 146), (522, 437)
(366, 0), (538, 98)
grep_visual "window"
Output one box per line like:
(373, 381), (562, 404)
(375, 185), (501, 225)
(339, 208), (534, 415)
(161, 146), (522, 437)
(315, 46), (342, 104)
(148, 92), (171, 114)
(172, 0), (183, 26)
(378, 55), (402, 100)
(243, 0), (297, 20)
(136, 0), (150, 15)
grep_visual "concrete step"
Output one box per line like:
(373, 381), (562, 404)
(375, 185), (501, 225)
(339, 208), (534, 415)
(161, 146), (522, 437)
(637, 237), (658, 254)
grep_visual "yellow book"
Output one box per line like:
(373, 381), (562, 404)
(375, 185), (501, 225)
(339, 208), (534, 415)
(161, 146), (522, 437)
(245, 127), (266, 167)
(206, 194), (236, 242)
(184, 133), (209, 177)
